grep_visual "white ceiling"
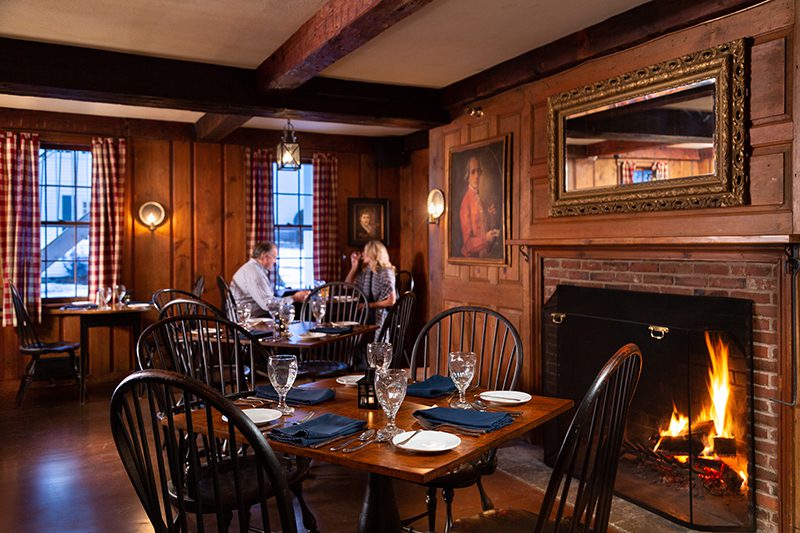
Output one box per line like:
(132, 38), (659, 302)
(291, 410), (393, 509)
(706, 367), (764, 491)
(0, 0), (651, 135)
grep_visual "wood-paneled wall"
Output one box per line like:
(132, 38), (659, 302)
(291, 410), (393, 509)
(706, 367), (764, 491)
(0, 113), (424, 387)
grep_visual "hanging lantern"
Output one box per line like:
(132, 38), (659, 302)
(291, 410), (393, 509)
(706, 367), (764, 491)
(357, 368), (380, 409)
(276, 119), (301, 170)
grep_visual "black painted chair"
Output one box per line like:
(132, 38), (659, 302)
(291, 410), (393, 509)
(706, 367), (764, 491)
(450, 343), (643, 533)
(406, 306), (524, 533)
(396, 269), (414, 296)
(10, 283), (80, 407)
(110, 369), (299, 533)
(158, 298), (226, 320)
(151, 288), (204, 311)
(296, 282), (368, 378)
(376, 291), (416, 368)
(192, 275), (205, 297)
(217, 275), (238, 322)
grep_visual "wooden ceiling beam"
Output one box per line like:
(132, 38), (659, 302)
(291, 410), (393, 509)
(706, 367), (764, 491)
(194, 113), (251, 142)
(440, 0), (765, 110)
(0, 38), (446, 129)
(257, 0), (433, 92)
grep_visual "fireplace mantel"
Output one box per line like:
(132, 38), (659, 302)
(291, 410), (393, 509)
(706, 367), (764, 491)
(509, 235), (800, 248)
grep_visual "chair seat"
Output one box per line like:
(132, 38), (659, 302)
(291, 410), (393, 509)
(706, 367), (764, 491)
(428, 453), (497, 489)
(297, 359), (348, 378)
(451, 508), (538, 533)
(20, 341), (80, 355)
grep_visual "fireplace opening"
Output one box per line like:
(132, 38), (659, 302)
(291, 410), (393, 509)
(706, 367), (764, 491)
(542, 285), (755, 531)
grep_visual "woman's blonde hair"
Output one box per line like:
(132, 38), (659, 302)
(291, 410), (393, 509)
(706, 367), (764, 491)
(362, 240), (393, 271)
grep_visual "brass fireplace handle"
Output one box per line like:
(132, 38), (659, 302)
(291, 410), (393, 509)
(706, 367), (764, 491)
(648, 325), (669, 340)
(550, 312), (565, 324)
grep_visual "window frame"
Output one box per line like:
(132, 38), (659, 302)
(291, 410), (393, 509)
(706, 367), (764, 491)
(272, 161), (314, 289)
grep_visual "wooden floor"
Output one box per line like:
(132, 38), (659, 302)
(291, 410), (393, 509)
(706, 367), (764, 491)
(0, 382), (545, 532)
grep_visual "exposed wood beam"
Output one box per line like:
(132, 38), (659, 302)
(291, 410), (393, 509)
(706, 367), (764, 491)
(0, 38), (447, 128)
(194, 113), (251, 142)
(257, 0), (433, 92)
(441, 0), (766, 110)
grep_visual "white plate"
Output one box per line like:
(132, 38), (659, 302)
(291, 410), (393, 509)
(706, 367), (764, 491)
(392, 430), (461, 453)
(299, 332), (326, 339)
(126, 303), (152, 309)
(336, 374), (364, 386)
(478, 390), (532, 405)
(71, 300), (94, 305)
(332, 321), (359, 327)
(222, 408), (282, 425)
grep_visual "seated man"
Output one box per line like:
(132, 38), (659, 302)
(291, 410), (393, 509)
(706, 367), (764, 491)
(230, 241), (308, 316)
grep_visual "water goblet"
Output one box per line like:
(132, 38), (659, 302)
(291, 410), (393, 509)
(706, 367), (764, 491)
(278, 299), (295, 337)
(367, 342), (393, 371)
(265, 296), (282, 321)
(375, 369), (407, 439)
(103, 287), (114, 309)
(449, 351), (477, 409)
(310, 295), (326, 325)
(268, 354), (298, 416)
(235, 303), (251, 329)
(114, 284), (127, 307)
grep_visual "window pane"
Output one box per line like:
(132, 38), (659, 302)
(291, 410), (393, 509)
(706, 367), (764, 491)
(302, 229), (313, 252)
(301, 166), (313, 195)
(302, 258), (314, 287)
(275, 194), (300, 225)
(302, 195), (313, 225)
(275, 168), (299, 194)
(76, 152), (91, 187)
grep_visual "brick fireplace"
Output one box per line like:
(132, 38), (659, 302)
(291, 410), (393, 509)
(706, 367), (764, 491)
(537, 250), (787, 532)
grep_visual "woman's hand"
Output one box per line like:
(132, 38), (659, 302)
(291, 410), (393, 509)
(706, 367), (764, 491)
(349, 251), (361, 269)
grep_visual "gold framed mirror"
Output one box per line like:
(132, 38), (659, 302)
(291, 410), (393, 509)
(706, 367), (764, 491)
(547, 39), (746, 216)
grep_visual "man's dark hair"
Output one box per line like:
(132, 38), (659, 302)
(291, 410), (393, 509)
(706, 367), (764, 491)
(251, 241), (276, 259)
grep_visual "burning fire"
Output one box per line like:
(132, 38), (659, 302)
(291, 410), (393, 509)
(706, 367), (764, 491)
(653, 332), (748, 492)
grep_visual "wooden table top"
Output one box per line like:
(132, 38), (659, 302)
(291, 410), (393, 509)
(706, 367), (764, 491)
(49, 304), (152, 316)
(260, 321), (378, 349)
(182, 379), (573, 485)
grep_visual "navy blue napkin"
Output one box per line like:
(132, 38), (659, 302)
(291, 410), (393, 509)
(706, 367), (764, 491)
(310, 325), (353, 335)
(255, 385), (335, 406)
(239, 328), (273, 340)
(413, 407), (513, 433)
(267, 413), (366, 447)
(60, 303), (98, 310)
(406, 375), (456, 398)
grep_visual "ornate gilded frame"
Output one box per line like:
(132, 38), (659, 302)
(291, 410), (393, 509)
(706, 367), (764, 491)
(547, 39), (746, 216)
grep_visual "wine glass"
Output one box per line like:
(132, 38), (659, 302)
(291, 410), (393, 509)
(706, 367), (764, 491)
(367, 342), (393, 371)
(265, 296), (282, 321)
(235, 303), (251, 329)
(268, 354), (298, 415)
(449, 351), (477, 409)
(375, 369), (407, 439)
(310, 295), (326, 324)
(278, 299), (295, 337)
(103, 287), (114, 309)
(114, 284), (127, 307)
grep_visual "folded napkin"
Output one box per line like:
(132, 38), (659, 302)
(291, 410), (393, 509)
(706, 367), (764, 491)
(60, 303), (98, 310)
(267, 413), (366, 447)
(310, 325), (353, 335)
(255, 385), (335, 406)
(239, 328), (273, 340)
(413, 407), (513, 433)
(406, 375), (456, 398)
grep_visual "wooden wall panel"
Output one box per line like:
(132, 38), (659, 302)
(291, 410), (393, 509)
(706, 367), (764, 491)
(223, 145), (246, 283)
(193, 143), (224, 301)
(172, 141), (194, 296)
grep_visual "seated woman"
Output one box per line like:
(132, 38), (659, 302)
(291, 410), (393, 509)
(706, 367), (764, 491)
(345, 240), (397, 334)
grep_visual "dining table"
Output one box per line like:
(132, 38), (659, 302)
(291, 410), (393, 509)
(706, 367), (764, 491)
(49, 303), (152, 404)
(258, 320), (378, 350)
(182, 377), (573, 532)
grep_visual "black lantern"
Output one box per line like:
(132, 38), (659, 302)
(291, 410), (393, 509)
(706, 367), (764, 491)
(276, 119), (301, 170)
(357, 368), (380, 409)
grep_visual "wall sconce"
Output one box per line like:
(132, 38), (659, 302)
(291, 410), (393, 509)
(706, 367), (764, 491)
(465, 105), (484, 118)
(427, 188), (445, 224)
(276, 118), (301, 170)
(138, 201), (166, 231)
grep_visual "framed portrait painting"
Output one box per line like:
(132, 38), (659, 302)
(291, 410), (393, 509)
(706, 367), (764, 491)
(447, 135), (510, 265)
(348, 198), (390, 247)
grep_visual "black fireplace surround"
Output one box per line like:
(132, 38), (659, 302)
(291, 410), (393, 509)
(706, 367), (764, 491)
(542, 285), (755, 531)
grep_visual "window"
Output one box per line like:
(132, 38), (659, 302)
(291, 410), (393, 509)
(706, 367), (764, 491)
(40, 148), (91, 298)
(273, 163), (313, 289)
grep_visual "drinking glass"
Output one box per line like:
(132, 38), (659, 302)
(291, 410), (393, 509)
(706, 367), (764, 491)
(278, 299), (295, 337)
(449, 351), (477, 409)
(268, 354), (298, 415)
(265, 296), (282, 321)
(310, 295), (326, 324)
(103, 287), (114, 309)
(367, 342), (393, 371)
(235, 303), (251, 328)
(375, 369), (407, 439)
(114, 284), (127, 307)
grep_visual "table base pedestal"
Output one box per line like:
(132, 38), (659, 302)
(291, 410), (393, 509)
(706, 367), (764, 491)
(359, 472), (401, 533)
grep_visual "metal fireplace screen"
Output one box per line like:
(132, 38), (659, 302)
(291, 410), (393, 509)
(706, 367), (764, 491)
(542, 285), (755, 531)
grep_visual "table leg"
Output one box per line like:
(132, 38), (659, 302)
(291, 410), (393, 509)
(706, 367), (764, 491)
(359, 472), (401, 533)
(80, 320), (88, 405)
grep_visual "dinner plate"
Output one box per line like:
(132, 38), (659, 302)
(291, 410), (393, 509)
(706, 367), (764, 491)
(478, 390), (532, 405)
(392, 430), (461, 453)
(332, 321), (359, 327)
(299, 332), (326, 339)
(336, 374), (364, 386)
(126, 303), (152, 309)
(71, 300), (94, 306)
(222, 408), (282, 425)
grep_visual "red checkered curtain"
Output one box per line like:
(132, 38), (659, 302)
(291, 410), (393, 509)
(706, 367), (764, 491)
(312, 153), (339, 281)
(652, 160), (670, 180)
(88, 138), (126, 298)
(0, 132), (40, 326)
(618, 159), (636, 185)
(245, 148), (274, 254)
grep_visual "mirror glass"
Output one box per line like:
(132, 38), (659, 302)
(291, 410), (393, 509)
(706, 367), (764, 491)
(565, 78), (716, 192)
